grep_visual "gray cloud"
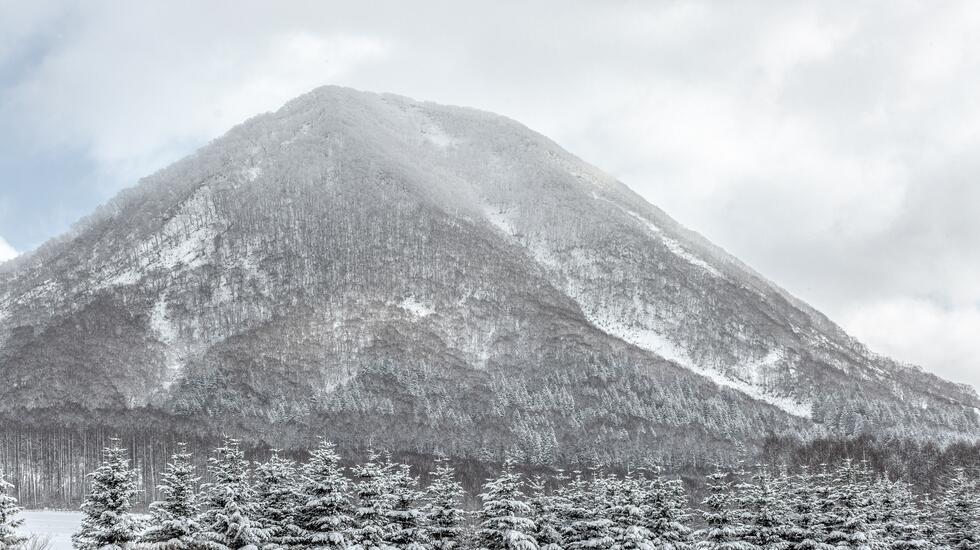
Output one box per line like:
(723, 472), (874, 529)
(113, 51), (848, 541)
(0, 0), (977, 388)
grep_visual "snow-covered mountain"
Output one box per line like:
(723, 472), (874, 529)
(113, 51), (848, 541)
(0, 86), (977, 464)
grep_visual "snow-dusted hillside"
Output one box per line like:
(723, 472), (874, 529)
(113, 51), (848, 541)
(0, 86), (977, 466)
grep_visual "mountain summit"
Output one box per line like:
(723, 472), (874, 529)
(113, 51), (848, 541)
(1, 86), (977, 465)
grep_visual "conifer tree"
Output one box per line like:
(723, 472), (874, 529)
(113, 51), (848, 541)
(291, 441), (352, 550)
(73, 439), (140, 550)
(915, 496), (941, 550)
(254, 450), (300, 549)
(813, 464), (847, 550)
(886, 483), (931, 550)
(0, 468), (25, 549)
(198, 438), (266, 550)
(782, 468), (831, 550)
(695, 469), (756, 550)
(201, 485), (266, 550)
(868, 475), (911, 550)
(939, 468), (979, 550)
(425, 459), (467, 550)
(139, 443), (200, 550)
(830, 461), (873, 550)
(200, 438), (253, 528)
(605, 473), (653, 550)
(742, 468), (790, 550)
(642, 467), (691, 550)
(528, 473), (569, 550)
(475, 459), (538, 550)
(387, 460), (428, 550)
(350, 452), (397, 550)
(562, 472), (613, 550)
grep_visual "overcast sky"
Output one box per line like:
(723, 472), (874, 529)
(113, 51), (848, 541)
(1, 1), (978, 390)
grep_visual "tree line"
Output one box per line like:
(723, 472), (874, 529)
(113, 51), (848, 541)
(0, 437), (977, 550)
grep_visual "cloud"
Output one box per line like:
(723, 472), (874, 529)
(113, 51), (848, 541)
(844, 299), (980, 389)
(0, 236), (17, 262)
(3, 2), (390, 185)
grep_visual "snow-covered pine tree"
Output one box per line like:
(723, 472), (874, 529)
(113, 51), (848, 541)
(867, 474), (907, 550)
(782, 467), (831, 550)
(938, 468), (979, 550)
(741, 467), (790, 550)
(824, 460), (872, 550)
(528, 473), (569, 550)
(641, 466), (691, 550)
(350, 451), (397, 550)
(475, 459), (538, 550)
(852, 464), (888, 550)
(72, 439), (140, 550)
(425, 459), (467, 550)
(885, 481), (931, 550)
(728, 465), (755, 532)
(695, 469), (756, 550)
(812, 465), (848, 550)
(198, 438), (267, 550)
(201, 485), (266, 550)
(138, 442), (200, 550)
(605, 472), (653, 550)
(386, 460), (429, 550)
(200, 438), (252, 527)
(253, 450), (300, 549)
(0, 468), (26, 548)
(915, 496), (940, 550)
(561, 471), (614, 550)
(291, 440), (353, 550)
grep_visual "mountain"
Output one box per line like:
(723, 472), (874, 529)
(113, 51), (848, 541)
(1, 86), (977, 468)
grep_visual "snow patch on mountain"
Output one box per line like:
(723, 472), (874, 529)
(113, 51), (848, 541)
(626, 210), (663, 233)
(150, 297), (178, 344)
(570, 285), (811, 418)
(692, 361), (813, 419)
(399, 296), (435, 318)
(484, 206), (517, 237)
(595, 317), (694, 368)
(477, 206), (807, 418)
(91, 189), (220, 293)
(483, 207), (564, 270)
(660, 237), (723, 277)
(106, 267), (141, 287)
(422, 125), (455, 149)
(393, 100), (457, 149)
(158, 224), (214, 271)
(244, 165), (263, 182)
(150, 296), (184, 386)
(742, 349), (785, 385)
(624, 211), (722, 278)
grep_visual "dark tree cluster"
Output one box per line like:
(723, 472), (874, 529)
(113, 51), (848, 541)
(3, 425), (980, 512)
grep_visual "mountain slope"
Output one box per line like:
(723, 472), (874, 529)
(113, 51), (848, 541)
(0, 86), (977, 466)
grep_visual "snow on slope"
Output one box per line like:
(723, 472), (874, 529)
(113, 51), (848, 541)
(578, 285), (813, 419)
(92, 186), (220, 291)
(481, 202), (811, 418)
(399, 296), (435, 318)
(623, 210), (723, 278)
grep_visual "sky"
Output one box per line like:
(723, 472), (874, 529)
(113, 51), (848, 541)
(1, 1), (978, 390)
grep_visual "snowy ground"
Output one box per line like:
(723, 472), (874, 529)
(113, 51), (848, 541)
(16, 510), (81, 550)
